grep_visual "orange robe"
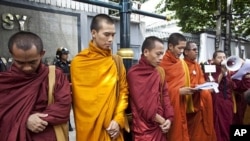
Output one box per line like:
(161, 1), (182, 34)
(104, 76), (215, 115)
(184, 58), (216, 141)
(160, 50), (189, 141)
(70, 41), (129, 141)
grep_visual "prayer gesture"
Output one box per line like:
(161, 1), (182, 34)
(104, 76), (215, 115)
(160, 119), (171, 133)
(106, 120), (120, 140)
(26, 113), (48, 133)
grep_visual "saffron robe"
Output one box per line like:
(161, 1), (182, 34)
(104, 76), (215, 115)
(0, 63), (71, 141)
(127, 56), (174, 141)
(160, 50), (189, 141)
(184, 58), (216, 141)
(71, 41), (129, 141)
(205, 65), (236, 141)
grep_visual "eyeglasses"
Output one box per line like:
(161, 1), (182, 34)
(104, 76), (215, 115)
(187, 48), (198, 52)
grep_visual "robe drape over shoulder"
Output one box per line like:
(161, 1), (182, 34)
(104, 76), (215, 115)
(0, 63), (71, 141)
(160, 50), (189, 141)
(184, 58), (216, 141)
(127, 56), (174, 141)
(70, 41), (129, 141)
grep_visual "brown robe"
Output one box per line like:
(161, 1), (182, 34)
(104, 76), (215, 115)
(0, 63), (71, 141)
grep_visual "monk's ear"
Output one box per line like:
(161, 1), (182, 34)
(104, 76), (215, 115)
(183, 49), (188, 56)
(91, 30), (97, 39)
(168, 43), (174, 50)
(40, 50), (45, 57)
(143, 48), (149, 56)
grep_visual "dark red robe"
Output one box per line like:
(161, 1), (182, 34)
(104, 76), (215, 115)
(233, 74), (250, 124)
(0, 63), (71, 141)
(205, 65), (236, 141)
(127, 56), (174, 141)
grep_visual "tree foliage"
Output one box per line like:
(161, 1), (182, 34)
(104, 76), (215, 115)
(156, 0), (250, 38)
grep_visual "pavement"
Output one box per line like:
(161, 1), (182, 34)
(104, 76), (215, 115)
(68, 109), (132, 141)
(69, 109), (76, 141)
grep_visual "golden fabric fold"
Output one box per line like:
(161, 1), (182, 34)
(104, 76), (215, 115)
(181, 59), (195, 113)
(232, 92), (237, 113)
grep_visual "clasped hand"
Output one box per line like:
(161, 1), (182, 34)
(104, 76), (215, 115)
(160, 119), (171, 133)
(106, 120), (120, 140)
(26, 113), (48, 133)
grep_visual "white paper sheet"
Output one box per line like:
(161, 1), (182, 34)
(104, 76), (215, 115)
(194, 82), (219, 93)
(231, 59), (250, 80)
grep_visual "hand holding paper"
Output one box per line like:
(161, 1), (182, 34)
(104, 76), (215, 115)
(194, 82), (219, 93)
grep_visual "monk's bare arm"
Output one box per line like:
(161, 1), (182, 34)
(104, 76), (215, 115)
(179, 87), (196, 95)
(154, 113), (165, 124)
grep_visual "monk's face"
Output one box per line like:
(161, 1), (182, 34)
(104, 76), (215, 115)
(91, 21), (116, 50)
(169, 41), (186, 58)
(184, 42), (198, 61)
(144, 41), (164, 67)
(11, 44), (45, 74)
(213, 52), (226, 65)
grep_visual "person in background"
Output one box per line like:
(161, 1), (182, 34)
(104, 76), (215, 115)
(183, 41), (216, 141)
(233, 72), (250, 125)
(0, 31), (71, 141)
(204, 50), (248, 141)
(244, 89), (250, 105)
(0, 57), (7, 71)
(160, 33), (196, 141)
(70, 14), (129, 141)
(54, 47), (74, 131)
(127, 36), (174, 141)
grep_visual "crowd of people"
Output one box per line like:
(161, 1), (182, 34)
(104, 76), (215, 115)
(0, 13), (250, 141)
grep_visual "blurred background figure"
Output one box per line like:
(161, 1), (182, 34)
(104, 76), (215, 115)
(55, 47), (71, 81)
(54, 47), (74, 131)
(244, 89), (250, 105)
(0, 57), (7, 72)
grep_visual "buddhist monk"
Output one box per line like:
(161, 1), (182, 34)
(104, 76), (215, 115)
(0, 31), (72, 141)
(70, 14), (129, 141)
(205, 50), (247, 141)
(160, 33), (196, 141)
(233, 73), (250, 125)
(127, 36), (174, 141)
(183, 41), (216, 141)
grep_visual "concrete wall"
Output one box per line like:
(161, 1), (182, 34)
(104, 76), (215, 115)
(0, 0), (145, 64)
(199, 33), (250, 63)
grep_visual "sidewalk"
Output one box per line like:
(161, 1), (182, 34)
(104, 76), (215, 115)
(69, 109), (76, 141)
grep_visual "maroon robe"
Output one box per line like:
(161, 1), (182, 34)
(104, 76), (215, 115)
(233, 74), (250, 124)
(205, 65), (236, 141)
(0, 63), (71, 141)
(127, 56), (174, 141)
